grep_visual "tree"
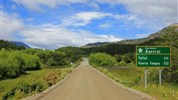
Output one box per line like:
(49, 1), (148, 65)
(114, 55), (122, 62)
(89, 53), (117, 67)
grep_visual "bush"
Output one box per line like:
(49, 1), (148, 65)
(114, 55), (122, 62)
(56, 47), (83, 63)
(89, 53), (117, 67)
(22, 54), (41, 70)
(0, 51), (24, 78)
(124, 53), (134, 63)
(36, 50), (69, 67)
(0, 49), (41, 79)
(31, 79), (48, 92)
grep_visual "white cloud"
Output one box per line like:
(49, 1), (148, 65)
(20, 24), (121, 49)
(61, 11), (137, 26)
(27, 18), (34, 21)
(12, 0), (177, 26)
(12, 0), (88, 12)
(1, 11), (122, 49)
(136, 33), (149, 38)
(99, 23), (112, 28)
(61, 12), (111, 26)
(0, 12), (25, 40)
(113, 14), (138, 21)
(95, 0), (177, 27)
(90, 2), (100, 10)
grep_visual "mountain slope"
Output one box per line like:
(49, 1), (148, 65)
(0, 40), (29, 50)
(82, 42), (109, 48)
(11, 41), (30, 48)
(82, 23), (178, 55)
(83, 23), (178, 47)
(117, 23), (178, 44)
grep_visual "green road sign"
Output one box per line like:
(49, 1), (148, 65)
(136, 46), (171, 67)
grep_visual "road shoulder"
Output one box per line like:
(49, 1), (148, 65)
(89, 65), (156, 100)
(22, 67), (76, 100)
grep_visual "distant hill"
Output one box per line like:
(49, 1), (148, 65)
(82, 23), (178, 55)
(117, 23), (178, 44)
(0, 40), (29, 50)
(83, 23), (178, 47)
(82, 42), (109, 48)
(11, 41), (30, 48)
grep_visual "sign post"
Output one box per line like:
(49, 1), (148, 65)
(159, 68), (162, 85)
(144, 68), (147, 88)
(136, 46), (171, 87)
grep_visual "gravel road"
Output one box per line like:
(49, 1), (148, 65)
(40, 58), (143, 100)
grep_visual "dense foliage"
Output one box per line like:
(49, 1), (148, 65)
(56, 46), (84, 63)
(0, 49), (40, 79)
(0, 40), (25, 50)
(89, 53), (117, 67)
(0, 68), (72, 100)
(23, 47), (82, 67)
(35, 50), (68, 66)
(83, 44), (136, 55)
(0, 47), (82, 80)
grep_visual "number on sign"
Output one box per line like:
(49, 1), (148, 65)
(164, 57), (169, 60)
(164, 62), (169, 65)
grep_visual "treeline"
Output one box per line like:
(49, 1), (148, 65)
(23, 47), (82, 66)
(0, 40), (25, 50)
(0, 47), (82, 80)
(56, 46), (84, 63)
(82, 44), (136, 55)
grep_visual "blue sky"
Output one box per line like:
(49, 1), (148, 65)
(1, 0), (177, 49)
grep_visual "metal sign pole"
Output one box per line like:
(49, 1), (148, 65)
(145, 68), (147, 88)
(159, 68), (162, 85)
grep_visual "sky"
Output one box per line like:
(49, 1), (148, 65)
(0, 0), (177, 49)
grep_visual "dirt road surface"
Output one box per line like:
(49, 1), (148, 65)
(40, 58), (143, 100)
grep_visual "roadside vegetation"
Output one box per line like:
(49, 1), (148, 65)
(88, 52), (178, 100)
(0, 67), (73, 100)
(89, 53), (117, 67)
(0, 44), (82, 100)
(97, 67), (178, 100)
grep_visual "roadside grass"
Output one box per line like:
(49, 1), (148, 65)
(0, 67), (73, 100)
(97, 66), (178, 100)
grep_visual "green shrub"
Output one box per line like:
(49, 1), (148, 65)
(114, 55), (122, 62)
(22, 54), (41, 70)
(36, 50), (69, 67)
(124, 53), (133, 63)
(56, 46), (83, 63)
(89, 53), (117, 67)
(0, 49), (41, 79)
(31, 79), (48, 92)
